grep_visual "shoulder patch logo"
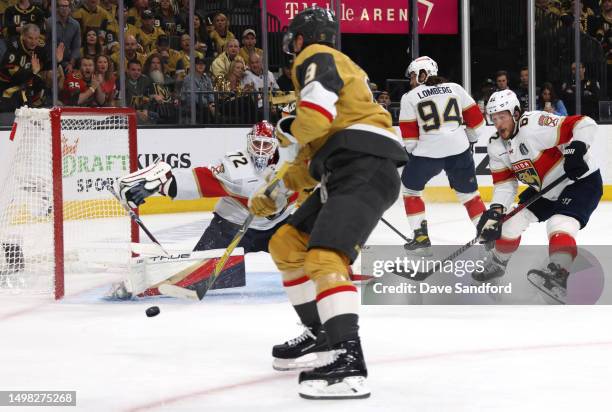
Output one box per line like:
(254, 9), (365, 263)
(519, 143), (529, 155)
(538, 114), (559, 127)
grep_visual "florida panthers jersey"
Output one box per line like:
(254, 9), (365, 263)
(488, 112), (598, 210)
(192, 151), (296, 230)
(399, 82), (484, 158)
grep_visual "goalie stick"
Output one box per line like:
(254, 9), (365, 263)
(159, 162), (291, 300)
(107, 185), (170, 257)
(399, 174), (569, 281)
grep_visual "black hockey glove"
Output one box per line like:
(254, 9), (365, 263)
(476, 204), (505, 243)
(563, 141), (588, 180)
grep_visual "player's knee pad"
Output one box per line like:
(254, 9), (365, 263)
(547, 214), (580, 239)
(501, 208), (538, 239)
(268, 224), (309, 271)
(303, 248), (351, 295)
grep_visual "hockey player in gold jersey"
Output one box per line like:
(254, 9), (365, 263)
(248, 6), (408, 400)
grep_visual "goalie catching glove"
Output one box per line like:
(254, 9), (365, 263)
(119, 161), (177, 208)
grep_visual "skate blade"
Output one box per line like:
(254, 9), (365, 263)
(273, 351), (332, 371)
(299, 376), (370, 400)
(527, 273), (567, 304)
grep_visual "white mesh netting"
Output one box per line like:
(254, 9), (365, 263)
(0, 107), (134, 296)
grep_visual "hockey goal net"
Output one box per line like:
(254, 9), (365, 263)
(0, 107), (139, 299)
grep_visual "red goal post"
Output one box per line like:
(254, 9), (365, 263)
(0, 107), (139, 299)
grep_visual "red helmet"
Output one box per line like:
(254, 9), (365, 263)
(247, 120), (278, 173)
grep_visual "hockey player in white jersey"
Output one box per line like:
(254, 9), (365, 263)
(399, 56), (486, 255)
(475, 90), (603, 301)
(111, 121), (297, 297)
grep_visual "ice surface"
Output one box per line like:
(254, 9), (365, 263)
(1, 199), (611, 411)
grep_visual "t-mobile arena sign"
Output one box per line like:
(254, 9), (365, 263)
(266, 0), (458, 34)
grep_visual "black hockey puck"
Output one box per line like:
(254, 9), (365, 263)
(146, 306), (160, 317)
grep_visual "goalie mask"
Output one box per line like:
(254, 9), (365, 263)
(247, 121), (279, 173)
(406, 56), (438, 85)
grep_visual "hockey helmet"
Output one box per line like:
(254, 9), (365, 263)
(406, 56), (438, 85)
(282, 6), (338, 55)
(486, 90), (522, 137)
(247, 121), (279, 173)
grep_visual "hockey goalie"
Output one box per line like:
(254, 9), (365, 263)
(109, 121), (298, 299)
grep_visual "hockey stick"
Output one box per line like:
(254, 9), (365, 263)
(381, 217), (411, 243)
(405, 174), (569, 281)
(107, 185), (170, 257)
(159, 162), (291, 300)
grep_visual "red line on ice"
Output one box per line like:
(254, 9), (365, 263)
(124, 340), (612, 411)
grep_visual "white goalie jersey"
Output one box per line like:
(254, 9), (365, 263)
(488, 112), (599, 210)
(399, 82), (485, 158)
(190, 151), (296, 230)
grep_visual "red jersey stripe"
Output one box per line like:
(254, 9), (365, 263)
(300, 101), (334, 122)
(492, 169), (515, 184)
(533, 147), (563, 179)
(558, 115), (584, 145)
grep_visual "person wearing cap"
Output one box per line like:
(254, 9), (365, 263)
(238, 28), (262, 63)
(137, 9), (166, 53)
(181, 56), (215, 121)
(148, 34), (181, 76)
(209, 12), (235, 55)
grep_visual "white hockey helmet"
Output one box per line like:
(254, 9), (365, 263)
(247, 120), (279, 173)
(486, 90), (522, 137)
(406, 56), (438, 84)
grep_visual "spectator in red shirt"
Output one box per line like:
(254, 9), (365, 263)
(94, 54), (116, 106)
(61, 56), (106, 106)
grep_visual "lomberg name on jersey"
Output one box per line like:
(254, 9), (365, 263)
(373, 282), (512, 295)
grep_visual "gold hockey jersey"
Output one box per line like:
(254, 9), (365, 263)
(289, 43), (406, 178)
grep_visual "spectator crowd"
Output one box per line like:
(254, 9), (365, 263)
(0, 0), (291, 124)
(0, 0), (609, 124)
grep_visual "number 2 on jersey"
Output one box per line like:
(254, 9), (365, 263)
(417, 97), (462, 131)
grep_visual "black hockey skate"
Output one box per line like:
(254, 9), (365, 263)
(272, 325), (331, 371)
(298, 339), (370, 399)
(527, 263), (570, 304)
(472, 252), (508, 282)
(404, 220), (432, 257)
